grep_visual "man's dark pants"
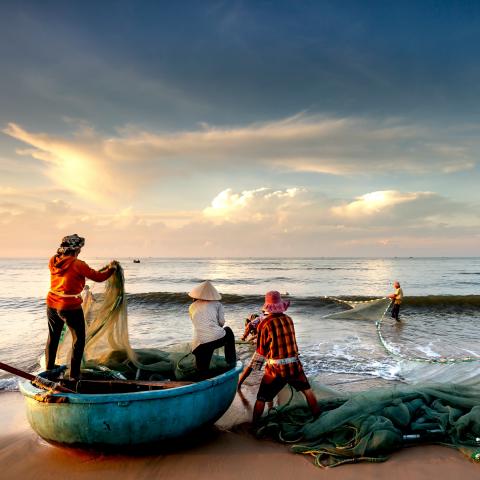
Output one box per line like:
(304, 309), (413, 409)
(46, 306), (86, 378)
(391, 303), (401, 321)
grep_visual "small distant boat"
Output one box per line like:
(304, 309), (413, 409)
(19, 362), (242, 446)
(133, 259), (141, 263)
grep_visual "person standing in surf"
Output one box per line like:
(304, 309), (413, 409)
(46, 234), (117, 380)
(388, 281), (404, 322)
(238, 290), (320, 423)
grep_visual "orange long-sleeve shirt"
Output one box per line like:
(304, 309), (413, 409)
(46, 255), (114, 310)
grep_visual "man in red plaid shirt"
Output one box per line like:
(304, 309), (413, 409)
(238, 291), (320, 423)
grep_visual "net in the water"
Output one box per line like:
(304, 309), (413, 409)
(326, 297), (480, 385)
(257, 381), (480, 467)
(324, 297), (391, 322)
(55, 266), (229, 381)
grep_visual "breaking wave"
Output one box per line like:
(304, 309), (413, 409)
(127, 292), (480, 311)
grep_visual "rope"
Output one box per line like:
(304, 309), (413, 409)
(327, 296), (383, 306)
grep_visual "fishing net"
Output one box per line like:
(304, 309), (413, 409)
(50, 266), (480, 466)
(257, 380), (480, 467)
(373, 301), (480, 385)
(324, 297), (391, 321)
(326, 297), (480, 385)
(54, 265), (229, 381)
(254, 296), (480, 466)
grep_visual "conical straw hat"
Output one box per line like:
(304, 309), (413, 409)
(188, 280), (221, 301)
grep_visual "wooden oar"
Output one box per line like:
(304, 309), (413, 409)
(0, 361), (74, 393)
(0, 361), (195, 395)
(62, 378), (194, 394)
(73, 379), (193, 388)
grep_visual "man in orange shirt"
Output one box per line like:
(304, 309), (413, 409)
(46, 234), (117, 379)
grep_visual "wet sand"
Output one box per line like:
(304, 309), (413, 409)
(1, 386), (479, 480)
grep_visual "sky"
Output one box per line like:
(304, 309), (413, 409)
(0, 0), (479, 257)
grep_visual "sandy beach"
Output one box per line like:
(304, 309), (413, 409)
(1, 385), (478, 480)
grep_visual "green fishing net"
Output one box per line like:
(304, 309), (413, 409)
(257, 380), (480, 467)
(287, 297), (480, 466)
(325, 297), (391, 322)
(54, 265), (229, 381)
(327, 297), (480, 385)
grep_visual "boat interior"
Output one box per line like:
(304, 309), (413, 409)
(58, 378), (194, 394)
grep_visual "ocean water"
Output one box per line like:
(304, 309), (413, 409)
(1, 257), (479, 390)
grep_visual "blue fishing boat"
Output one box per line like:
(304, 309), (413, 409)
(19, 362), (243, 446)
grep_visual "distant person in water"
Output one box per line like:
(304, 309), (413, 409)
(188, 280), (236, 374)
(238, 291), (320, 423)
(46, 234), (117, 380)
(388, 281), (403, 322)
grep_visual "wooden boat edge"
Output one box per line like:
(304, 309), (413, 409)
(20, 361), (243, 403)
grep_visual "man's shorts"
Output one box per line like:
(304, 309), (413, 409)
(257, 370), (311, 402)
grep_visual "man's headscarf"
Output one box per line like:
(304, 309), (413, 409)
(57, 234), (85, 255)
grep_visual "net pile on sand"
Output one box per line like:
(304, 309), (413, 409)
(265, 297), (480, 466)
(257, 381), (480, 467)
(55, 265), (229, 381)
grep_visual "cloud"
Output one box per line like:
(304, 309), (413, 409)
(3, 123), (126, 203)
(201, 187), (476, 232)
(0, 185), (478, 257)
(330, 190), (476, 229)
(332, 190), (420, 217)
(203, 187), (307, 224)
(3, 114), (478, 202)
(199, 186), (478, 256)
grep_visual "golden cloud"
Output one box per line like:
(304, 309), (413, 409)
(3, 114), (476, 204)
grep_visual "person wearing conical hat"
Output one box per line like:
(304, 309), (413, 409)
(45, 234), (117, 380)
(238, 290), (320, 423)
(188, 280), (236, 374)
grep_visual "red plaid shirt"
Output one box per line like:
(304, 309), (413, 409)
(253, 313), (304, 377)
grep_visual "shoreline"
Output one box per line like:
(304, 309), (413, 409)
(1, 383), (479, 479)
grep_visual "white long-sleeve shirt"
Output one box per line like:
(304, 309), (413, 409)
(189, 300), (226, 351)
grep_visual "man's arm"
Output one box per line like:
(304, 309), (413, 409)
(238, 320), (268, 390)
(241, 323), (251, 341)
(76, 260), (115, 282)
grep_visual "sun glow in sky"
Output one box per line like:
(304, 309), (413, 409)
(0, 1), (479, 257)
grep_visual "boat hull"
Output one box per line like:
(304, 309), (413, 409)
(20, 362), (242, 446)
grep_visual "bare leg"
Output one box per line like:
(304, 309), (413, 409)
(302, 388), (320, 417)
(252, 399), (266, 423)
(238, 366), (252, 390)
